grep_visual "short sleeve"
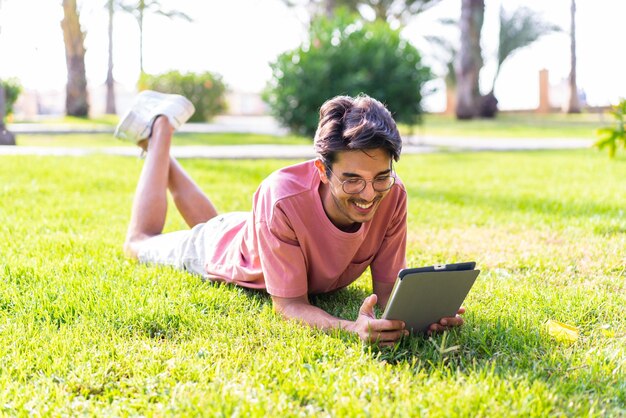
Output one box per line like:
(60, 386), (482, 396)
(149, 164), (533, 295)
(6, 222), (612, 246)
(370, 188), (407, 284)
(256, 205), (308, 298)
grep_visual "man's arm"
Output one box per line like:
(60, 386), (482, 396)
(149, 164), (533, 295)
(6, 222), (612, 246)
(372, 280), (395, 310)
(271, 294), (408, 346)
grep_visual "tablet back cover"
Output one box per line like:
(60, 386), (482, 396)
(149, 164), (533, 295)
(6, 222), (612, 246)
(383, 270), (480, 333)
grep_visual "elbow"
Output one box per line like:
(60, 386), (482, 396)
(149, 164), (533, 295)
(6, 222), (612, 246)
(272, 301), (289, 318)
(270, 294), (308, 320)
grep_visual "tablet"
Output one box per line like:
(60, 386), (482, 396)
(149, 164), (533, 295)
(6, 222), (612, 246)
(381, 262), (480, 334)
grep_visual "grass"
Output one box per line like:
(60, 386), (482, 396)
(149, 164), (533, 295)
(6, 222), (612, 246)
(11, 114), (120, 126)
(0, 150), (625, 415)
(15, 132), (310, 147)
(11, 110), (610, 147)
(404, 112), (609, 139)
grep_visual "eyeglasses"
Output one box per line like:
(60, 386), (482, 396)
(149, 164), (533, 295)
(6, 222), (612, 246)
(325, 165), (396, 194)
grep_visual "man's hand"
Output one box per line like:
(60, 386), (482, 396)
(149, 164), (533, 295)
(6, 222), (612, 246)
(427, 307), (466, 335)
(350, 294), (408, 346)
(271, 293), (407, 346)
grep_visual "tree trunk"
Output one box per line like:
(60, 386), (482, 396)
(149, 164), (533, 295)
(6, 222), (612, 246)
(445, 83), (456, 115)
(0, 83), (5, 124)
(0, 84), (16, 145)
(324, 0), (336, 18)
(566, 0), (580, 113)
(105, 0), (116, 114)
(139, 1), (145, 73)
(61, 0), (89, 117)
(455, 0), (484, 120)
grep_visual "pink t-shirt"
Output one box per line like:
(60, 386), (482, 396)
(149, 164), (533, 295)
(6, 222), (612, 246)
(203, 159), (407, 298)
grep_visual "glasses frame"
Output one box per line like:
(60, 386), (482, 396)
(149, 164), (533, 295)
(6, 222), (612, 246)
(324, 164), (396, 194)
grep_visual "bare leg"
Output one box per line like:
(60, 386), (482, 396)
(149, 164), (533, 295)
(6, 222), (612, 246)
(124, 116), (218, 257)
(124, 117), (173, 256)
(168, 157), (218, 227)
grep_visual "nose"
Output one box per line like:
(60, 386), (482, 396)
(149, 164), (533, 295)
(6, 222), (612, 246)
(359, 181), (377, 201)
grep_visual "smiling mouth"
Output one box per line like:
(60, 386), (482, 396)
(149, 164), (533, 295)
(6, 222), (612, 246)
(353, 201), (374, 210)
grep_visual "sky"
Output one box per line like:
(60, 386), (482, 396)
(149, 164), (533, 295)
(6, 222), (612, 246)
(0, 0), (624, 112)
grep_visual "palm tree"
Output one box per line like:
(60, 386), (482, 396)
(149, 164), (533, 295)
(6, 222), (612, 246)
(0, 0), (14, 145)
(0, 89), (15, 145)
(565, 0), (580, 113)
(425, 21), (458, 114)
(61, 0), (89, 117)
(281, 0), (441, 25)
(455, 0), (484, 119)
(105, 0), (116, 114)
(0, 85), (15, 145)
(363, 0), (443, 24)
(119, 0), (191, 74)
(480, 5), (559, 117)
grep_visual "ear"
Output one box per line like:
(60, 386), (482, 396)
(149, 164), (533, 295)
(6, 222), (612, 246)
(314, 159), (329, 184)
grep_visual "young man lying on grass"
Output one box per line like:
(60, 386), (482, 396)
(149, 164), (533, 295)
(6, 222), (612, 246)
(116, 91), (464, 345)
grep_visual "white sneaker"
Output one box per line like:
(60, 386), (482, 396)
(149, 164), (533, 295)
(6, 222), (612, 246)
(114, 90), (195, 144)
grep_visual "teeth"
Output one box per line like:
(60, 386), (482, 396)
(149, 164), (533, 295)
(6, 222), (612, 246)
(354, 201), (373, 209)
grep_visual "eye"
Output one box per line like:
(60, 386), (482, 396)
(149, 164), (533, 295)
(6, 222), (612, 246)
(345, 178), (363, 185)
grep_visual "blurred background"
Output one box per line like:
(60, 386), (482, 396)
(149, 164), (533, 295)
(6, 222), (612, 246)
(0, 0), (623, 127)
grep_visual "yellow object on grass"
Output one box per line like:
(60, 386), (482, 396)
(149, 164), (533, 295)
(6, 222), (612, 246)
(546, 319), (579, 342)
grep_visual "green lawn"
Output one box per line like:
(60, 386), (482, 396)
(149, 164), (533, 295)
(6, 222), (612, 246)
(12, 110), (611, 147)
(16, 132), (310, 148)
(0, 150), (624, 415)
(404, 112), (608, 139)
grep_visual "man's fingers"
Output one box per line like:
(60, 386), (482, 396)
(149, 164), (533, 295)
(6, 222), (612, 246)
(367, 319), (405, 333)
(363, 319), (407, 343)
(368, 329), (408, 343)
(429, 323), (444, 334)
(428, 315), (465, 335)
(440, 315), (464, 327)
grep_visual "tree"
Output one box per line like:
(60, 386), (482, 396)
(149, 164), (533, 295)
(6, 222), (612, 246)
(0, 88), (15, 145)
(565, 0), (580, 113)
(481, 5), (559, 117)
(139, 71), (226, 122)
(119, 0), (191, 74)
(265, 12), (432, 137)
(594, 99), (626, 158)
(281, 0), (442, 25)
(105, 0), (116, 114)
(0, 0), (15, 145)
(281, 0), (360, 21)
(455, 0), (484, 119)
(426, 34), (458, 114)
(61, 0), (89, 117)
(356, 0), (442, 24)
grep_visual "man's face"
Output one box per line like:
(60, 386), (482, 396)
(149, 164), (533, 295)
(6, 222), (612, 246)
(316, 148), (394, 230)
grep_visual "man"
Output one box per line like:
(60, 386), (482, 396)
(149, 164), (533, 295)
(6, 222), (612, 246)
(117, 90), (464, 345)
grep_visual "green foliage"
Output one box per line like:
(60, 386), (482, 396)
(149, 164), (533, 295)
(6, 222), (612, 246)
(17, 132), (308, 148)
(265, 12), (432, 137)
(139, 71), (226, 122)
(1, 77), (23, 117)
(595, 99), (626, 158)
(281, 0), (442, 25)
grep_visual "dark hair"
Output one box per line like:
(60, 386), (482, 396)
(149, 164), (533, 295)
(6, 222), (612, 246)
(313, 94), (402, 167)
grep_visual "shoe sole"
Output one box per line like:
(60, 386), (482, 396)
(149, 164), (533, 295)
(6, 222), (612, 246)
(114, 91), (195, 144)
(114, 109), (151, 143)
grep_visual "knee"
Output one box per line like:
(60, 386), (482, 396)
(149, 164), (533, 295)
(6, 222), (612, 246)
(123, 239), (141, 260)
(124, 232), (158, 260)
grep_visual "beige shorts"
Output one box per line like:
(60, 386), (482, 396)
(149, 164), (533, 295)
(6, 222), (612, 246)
(136, 212), (247, 278)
